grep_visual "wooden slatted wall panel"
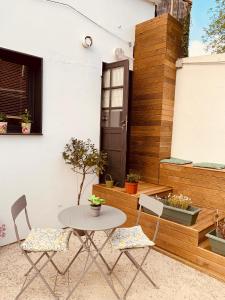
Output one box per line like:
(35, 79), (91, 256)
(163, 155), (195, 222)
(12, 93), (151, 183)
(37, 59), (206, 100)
(160, 163), (225, 211)
(128, 14), (182, 184)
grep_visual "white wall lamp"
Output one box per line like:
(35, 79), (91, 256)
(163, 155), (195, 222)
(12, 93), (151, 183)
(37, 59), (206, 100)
(82, 35), (93, 48)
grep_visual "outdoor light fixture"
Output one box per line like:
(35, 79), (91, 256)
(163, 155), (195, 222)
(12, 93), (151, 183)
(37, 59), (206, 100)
(82, 35), (93, 48)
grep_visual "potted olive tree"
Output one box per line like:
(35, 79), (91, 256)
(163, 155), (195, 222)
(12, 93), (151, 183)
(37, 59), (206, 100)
(0, 113), (7, 134)
(125, 172), (140, 194)
(63, 138), (107, 206)
(206, 210), (225, 256)
(21, 109), (32, 134)
(88, 195), (105, 217)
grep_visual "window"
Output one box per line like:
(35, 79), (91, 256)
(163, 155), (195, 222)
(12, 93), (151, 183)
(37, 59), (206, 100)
(0, 47), (43, 134)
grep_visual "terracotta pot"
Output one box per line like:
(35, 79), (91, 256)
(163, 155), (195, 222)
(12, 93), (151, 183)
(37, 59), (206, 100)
(90, 205), (101, 217)
(125, 182), (138, 194)
(21, 122), (31, 134)
(0, 122), (7, 134)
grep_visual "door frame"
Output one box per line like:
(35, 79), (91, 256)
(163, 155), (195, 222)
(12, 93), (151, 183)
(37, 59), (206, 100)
(99, 59), (129, 186)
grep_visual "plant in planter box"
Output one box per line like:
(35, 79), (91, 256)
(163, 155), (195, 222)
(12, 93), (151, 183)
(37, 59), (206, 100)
(88, 195), (105, 217)
(144, 193), (201, 226)
(21, 109), (32, 134)
(0, 113), (7, 134)
(125, 172), (140, 194)
(63, 138), (107, 206)
(206, 210), (225, 256)
(167, 193), (192, 210)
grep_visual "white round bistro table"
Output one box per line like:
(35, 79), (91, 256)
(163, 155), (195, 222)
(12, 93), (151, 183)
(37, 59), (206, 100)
(58, 205), (127, 300)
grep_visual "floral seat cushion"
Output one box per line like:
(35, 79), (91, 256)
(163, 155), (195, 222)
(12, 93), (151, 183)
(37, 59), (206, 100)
(111, 225), (154, 250)
(21, 228), (72, 252)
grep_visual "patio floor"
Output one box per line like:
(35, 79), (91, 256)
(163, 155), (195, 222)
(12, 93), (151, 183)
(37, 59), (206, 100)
(1, 232), (225, 300)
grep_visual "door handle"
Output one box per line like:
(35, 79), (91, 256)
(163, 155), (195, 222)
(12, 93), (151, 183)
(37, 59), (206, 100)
(120, 118), (128, 131)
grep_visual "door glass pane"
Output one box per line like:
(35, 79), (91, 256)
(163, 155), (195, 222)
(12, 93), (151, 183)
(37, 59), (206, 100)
(111, 88), (123, 107)
(102, 90), (110, 108)
(101, 110), (109, 127)
(103, 70), (110, 88)
(110, 109), (122, 127)
(112, 67), (124, 87)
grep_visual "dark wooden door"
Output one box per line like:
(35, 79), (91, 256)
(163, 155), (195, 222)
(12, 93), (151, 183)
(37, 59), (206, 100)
(100, 60), (129, 186)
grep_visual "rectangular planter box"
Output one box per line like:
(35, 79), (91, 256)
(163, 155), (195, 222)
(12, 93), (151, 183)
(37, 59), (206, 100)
(143, 205), (201, 226)
(206, 229), (225, 256)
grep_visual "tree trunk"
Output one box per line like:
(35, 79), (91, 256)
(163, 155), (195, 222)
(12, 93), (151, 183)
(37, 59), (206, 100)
(77, 173), (86, 206)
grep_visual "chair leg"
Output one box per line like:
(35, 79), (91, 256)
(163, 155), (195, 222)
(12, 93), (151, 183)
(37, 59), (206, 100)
(108, 252), (123, 274)
(124, 250), (158, 288)
(45, 252), (63, 274)
(123, 247), (157, 299)
(16, 251), (59, 300)
(24, 253), (45, 276)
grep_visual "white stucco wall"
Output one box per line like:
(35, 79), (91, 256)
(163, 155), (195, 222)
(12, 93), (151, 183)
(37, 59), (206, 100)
(0, 0), (155, 245)
(172, 54), (225, 163)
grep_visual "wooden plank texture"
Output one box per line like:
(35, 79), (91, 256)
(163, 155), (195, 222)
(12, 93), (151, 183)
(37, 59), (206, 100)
(93, 183), (225, 282)
(128, 14), (182, 183)
(159, 163), (225, 210)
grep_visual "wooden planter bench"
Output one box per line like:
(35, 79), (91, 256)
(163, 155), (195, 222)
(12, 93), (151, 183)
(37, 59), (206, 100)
(93, 171), (225, 282)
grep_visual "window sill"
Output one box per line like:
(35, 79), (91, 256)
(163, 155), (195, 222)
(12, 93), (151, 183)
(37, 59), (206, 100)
(0, 133), (43, 136)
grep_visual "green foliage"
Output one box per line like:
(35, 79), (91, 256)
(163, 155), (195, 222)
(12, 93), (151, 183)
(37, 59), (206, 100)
(88, 195), (105, 206)
(0, 113), (7, 122)
(63, 138), (107, 205)
(63, 138), (107, 176)
(166, 193), (192, 210)
(21, 109), (32, 123)
(203, 0), (225, 54)
(181, 10), (191, 57)
(126, 172), (140, 183)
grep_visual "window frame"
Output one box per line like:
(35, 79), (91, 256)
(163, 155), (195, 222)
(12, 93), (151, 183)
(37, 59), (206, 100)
(0, 47), (43, 135)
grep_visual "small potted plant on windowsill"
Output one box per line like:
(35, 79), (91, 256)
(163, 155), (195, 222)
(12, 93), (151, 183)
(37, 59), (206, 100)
(206, 210), (225, 256)
(88, 195), (105, 217)
(125, 172), (140, 194)
(21, 109), (32, 134)
(0, 113), (7, 134)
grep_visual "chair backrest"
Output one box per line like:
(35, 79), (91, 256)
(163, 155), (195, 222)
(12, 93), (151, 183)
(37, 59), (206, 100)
(137, 194), (164, 242)
(139, 194), (163, 217)
(11, 195), (31, 243)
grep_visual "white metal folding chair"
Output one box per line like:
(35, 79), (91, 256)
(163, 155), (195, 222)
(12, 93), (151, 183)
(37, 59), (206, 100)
(11, 195), (71, 299)
(110, 194), (163, 299)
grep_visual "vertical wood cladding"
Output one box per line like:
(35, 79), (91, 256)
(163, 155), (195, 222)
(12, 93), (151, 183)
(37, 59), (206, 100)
(128, 14), (182, 184)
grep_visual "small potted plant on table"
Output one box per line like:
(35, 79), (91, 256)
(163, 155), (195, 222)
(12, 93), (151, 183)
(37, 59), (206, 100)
(206, 210), (225, 256)
(125, 172), (140, 194)
(21, 109), (32, 134)
(0, 113), (7, 134)
(88, 195), (105, 217)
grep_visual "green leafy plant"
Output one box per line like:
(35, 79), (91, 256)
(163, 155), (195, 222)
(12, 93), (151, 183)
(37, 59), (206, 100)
(88, 195), (105, 207)
(63, 138), (107, 205)
(21, 109), (32, 123)
(126, 172), (140, 183)
(166, 193), (192, 210)
(203, 0), (225, 54)
(0, 113), (7, 122)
